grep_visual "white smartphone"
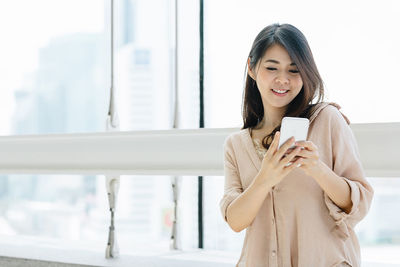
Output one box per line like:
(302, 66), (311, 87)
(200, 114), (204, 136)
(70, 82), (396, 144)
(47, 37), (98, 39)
(278, 117), (309, 150)
(278, 117), (309, 167)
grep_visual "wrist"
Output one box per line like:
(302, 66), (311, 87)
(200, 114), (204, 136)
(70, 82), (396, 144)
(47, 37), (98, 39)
(310, 160), (328, 180)
(253, 169), (273, 190)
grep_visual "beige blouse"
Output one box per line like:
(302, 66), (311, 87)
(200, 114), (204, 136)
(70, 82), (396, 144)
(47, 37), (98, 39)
(252, 138), (267, 158)
(220, 102), (374, 267)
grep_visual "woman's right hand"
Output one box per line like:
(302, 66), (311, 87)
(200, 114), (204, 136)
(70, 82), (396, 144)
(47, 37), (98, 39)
(257, 131), (302, 188)
(225, 131), (302, 232)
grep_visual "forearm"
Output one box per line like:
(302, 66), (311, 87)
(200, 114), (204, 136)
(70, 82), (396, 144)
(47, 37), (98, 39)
(226, 171), (272, 232)
(312, 161), (352, 213)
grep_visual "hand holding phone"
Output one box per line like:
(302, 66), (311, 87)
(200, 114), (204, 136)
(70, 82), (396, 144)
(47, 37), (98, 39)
(257, 131), (303, 188)
(278, 117), (309, 166)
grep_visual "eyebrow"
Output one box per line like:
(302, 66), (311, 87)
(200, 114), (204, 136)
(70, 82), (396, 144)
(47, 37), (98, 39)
(264, 59), (296, 66)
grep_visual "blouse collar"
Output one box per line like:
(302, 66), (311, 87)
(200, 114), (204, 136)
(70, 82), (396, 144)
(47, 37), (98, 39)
(239, 102), (336, 172)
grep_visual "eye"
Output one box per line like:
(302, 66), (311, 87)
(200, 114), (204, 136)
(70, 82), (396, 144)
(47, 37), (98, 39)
(266, 67), (277, 71)
(289, 70), (299, 74)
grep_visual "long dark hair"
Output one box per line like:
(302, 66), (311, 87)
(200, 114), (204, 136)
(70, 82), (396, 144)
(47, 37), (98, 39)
(242, 23), (325, 150)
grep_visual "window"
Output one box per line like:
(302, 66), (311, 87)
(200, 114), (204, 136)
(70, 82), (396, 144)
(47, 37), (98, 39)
(0, 0), (398, 265)
(0, 0), (107, 246)
(204, 0), (400, 127)
(203, 0), (400, 264)
(0, 0), (202, 253)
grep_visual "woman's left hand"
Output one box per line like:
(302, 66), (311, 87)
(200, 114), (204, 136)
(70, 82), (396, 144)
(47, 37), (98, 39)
(291, 140), (324, 177)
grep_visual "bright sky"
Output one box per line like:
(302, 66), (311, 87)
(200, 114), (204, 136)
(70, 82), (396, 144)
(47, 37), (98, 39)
(0, 0), (104, 134)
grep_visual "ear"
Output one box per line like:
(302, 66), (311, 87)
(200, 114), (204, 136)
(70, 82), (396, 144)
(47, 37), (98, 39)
(247, 58), (256, 80)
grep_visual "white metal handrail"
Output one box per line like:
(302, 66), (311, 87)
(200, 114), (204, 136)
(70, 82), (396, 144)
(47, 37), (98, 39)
(0, 123), (398, 177)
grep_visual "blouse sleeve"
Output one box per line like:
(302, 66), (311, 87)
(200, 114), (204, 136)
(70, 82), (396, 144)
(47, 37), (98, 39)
(219, 135), (243, 222)
(323, 106), (374, 239)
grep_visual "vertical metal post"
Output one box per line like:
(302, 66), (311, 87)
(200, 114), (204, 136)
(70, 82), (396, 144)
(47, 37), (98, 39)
(170, 0), (180, 251)
(105, 0), (120, 259)
(198, 0), (204, 249)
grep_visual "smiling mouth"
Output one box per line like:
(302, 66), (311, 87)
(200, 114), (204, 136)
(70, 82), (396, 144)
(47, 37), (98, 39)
(271, 89), (289, 94)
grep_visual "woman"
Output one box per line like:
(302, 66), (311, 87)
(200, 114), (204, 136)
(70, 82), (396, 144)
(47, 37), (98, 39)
(220, 23), (373, 267)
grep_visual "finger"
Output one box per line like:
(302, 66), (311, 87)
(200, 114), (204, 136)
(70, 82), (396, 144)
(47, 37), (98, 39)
(296, 149), (314, 159)
(282, 157), (303, 176)
(272, 131), (280, 150)
(265, 131), (280, 158)
(274, 136), (296, 163)
(309, 142), (318, 151)
(288, 155), (301, 163)
(293, 141), (307, 150)
(295, 141), (315, 151)
(279, 146), (301, 168)
(284, 147), (295, 155)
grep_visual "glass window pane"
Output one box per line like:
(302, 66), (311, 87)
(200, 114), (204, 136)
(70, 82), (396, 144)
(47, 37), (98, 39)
(0, 174), (106, 245)
(0, 0), (107, 135)
(0, 0), (202, 254)
(357, 177), (400, 264)
(204, 176), (244, 252)
(114, 0), (199, 131)
(116, 0), (173, 131)
(0, 174), (197, 254)
(205, 0), (400, 128)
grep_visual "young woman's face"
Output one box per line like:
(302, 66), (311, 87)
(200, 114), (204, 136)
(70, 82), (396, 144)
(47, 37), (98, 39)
(248, 44), (303, 110)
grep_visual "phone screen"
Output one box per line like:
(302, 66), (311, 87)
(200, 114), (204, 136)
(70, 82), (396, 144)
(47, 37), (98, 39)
(278, 117), (309, 149)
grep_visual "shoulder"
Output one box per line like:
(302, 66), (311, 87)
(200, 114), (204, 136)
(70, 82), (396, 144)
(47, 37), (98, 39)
(223, 129), (247, 149)
(311, 102), (350, 127)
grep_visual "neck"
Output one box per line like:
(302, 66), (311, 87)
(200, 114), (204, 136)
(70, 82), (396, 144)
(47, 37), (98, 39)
(256, 110), (285, 131)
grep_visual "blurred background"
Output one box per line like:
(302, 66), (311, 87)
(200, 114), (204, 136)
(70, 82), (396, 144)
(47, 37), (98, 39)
(0, 0), (398, 263)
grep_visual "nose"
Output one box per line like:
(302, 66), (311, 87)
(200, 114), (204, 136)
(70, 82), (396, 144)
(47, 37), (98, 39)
(275, 73), (289, 86)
